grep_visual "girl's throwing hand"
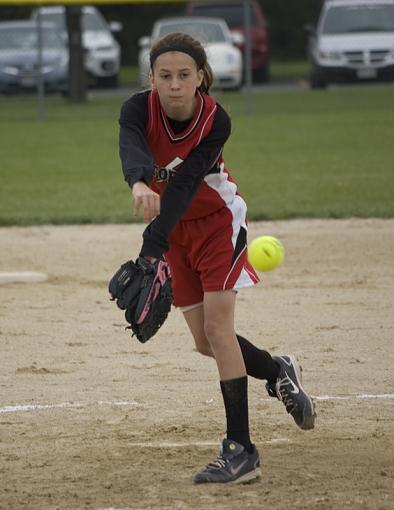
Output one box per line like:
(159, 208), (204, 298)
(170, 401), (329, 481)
(132, 181), (160, 223)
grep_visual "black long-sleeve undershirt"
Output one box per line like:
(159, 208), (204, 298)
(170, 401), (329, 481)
(118, 90), (231, 259)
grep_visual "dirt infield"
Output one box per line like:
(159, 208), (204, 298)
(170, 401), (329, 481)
(1, 219), (393, 510)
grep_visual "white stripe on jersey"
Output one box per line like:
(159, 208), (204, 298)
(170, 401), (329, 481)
(221, 195), (258, 290)
(195, 104), (217, 146)
(204, 162), (237, 205)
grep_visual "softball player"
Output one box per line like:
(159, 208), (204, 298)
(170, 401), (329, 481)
(119, 32), (315, 484)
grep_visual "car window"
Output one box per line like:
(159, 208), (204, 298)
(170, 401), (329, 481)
(190, 3), (257, 27)
(38, 10), (108, 32)
(82, 12), (108, 31)
(0, 27), (64, 50)
(37, 13), (65, 30)
(322, 4), (394, 34)
(157, 21), (227, 43)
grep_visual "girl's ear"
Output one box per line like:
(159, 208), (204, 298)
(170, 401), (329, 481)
(197, 69), (204, 88)
(149, 70), (155, 89)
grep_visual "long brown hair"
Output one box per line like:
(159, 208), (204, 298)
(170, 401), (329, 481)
(150, 32), (214, 94)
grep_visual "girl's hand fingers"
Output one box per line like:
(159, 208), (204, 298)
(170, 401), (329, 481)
(154, 195), (161, 217)
(150, 194), (160, 220)
(132, 185), (160, 223)
(143, 200), (151, 223)
(143, 195), (155, 223)
(144, 195), (160, 223)
(133, 196), (142, 217)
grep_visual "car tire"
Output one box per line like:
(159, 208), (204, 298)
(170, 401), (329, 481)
(310, 63), (327, 89)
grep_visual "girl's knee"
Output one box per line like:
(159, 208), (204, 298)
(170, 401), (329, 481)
(196, 343), (213, 357)
(203, 318), (219, 340)
(203, 318), (226, 344)
(204, 318), (234, 351)
(194, 334), (213, 357)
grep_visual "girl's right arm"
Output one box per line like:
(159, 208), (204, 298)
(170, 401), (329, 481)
(119, 91), (160, 223)
(119, 91), (153, 187)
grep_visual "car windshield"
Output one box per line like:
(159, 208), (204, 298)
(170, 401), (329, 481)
(0, 27), (64, 50)
(191, 3), (257, 27)
(38, 11), (108, 31)
(322, 4), (394, 34)
(157, 21), (227, 43)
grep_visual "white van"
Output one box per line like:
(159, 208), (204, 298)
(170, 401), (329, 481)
(307, 0), (394, 88)
(32, 5), (121, 87)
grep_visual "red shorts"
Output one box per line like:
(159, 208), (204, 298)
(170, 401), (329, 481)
(165, 195), (259, 307)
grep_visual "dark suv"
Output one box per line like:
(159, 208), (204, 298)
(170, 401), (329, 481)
(186, 1), (269, 82)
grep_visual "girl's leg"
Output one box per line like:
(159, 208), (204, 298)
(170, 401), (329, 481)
(183, 303), (279, 383)
(202, 290), (244, 380)
(183, 303), (212, 357)
(184, 290), (251, 452)
(184, 290), (262, 484)
(236, 335), (279, 383)
(183, 296), (315, 433)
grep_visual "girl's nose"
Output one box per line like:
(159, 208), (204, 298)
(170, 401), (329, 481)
(170, 77), (180, 89)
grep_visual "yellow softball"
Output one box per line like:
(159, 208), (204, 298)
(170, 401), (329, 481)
(247, 235), (285, 272)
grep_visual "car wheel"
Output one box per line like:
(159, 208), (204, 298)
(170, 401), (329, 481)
(310, 64), (327, 89)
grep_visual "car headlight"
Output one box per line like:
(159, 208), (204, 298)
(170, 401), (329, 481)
(318, 50), (342, 61)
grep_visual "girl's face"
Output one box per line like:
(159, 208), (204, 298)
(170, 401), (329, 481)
(150, 51), (204, 120)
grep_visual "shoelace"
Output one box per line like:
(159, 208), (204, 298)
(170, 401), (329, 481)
(206, 455), (227, 470)
(277, 377), (297, 413)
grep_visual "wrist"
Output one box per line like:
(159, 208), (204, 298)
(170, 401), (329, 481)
(132, 180), (146, 190)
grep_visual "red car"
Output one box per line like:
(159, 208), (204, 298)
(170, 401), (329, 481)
(185, 0), (269, 82)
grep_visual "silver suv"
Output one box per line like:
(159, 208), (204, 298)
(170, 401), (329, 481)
(306, 0), (394, 88)
(32, 5), (121, 87)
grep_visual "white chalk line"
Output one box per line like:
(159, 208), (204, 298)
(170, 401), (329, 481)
(0, 400), (140, 414)
(1, 393), (393, 415)
(128, 438), (290, 448)
(312, 393), (394, 401)
(0, 271), (48, 284)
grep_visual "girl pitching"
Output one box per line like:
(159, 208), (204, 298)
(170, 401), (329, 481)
(119, 32), (315, 484)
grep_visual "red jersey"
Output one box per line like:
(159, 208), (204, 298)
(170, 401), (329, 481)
(146, 89), (238, 221)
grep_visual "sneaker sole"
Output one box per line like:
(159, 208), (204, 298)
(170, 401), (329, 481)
(287, 355), (316, 430)
(229, 467), (262, 485)
(193, 467), (262, 485)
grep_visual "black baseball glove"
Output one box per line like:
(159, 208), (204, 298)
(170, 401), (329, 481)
(109, 257), (172, 343)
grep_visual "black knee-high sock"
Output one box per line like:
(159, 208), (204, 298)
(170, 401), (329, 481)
(220, 376), (252, 452)
(236, 334), (280, 383)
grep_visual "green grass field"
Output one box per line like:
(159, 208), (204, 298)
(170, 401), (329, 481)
(0, 83), (393, 225)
